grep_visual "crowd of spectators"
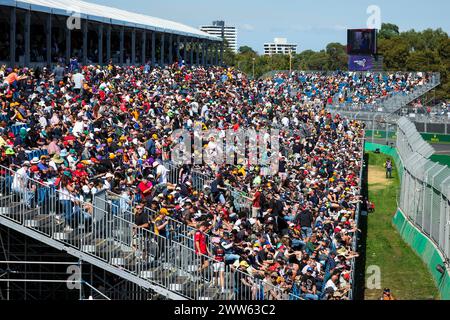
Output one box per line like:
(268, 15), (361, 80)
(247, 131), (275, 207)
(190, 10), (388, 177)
(1, 61), (422, 300)
(276, 71), (434, 112)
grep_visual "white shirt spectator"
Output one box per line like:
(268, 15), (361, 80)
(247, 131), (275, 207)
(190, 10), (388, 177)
(72, 72), (84, 89)
(156, 164), (168, 184)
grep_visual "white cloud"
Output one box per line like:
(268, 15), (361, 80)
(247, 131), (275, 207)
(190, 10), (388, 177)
(241, 23), (255, 31)
(332, 24), (348, 31)
(291, 24), (348, 32)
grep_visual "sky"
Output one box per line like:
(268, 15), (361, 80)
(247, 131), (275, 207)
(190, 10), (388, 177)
(88, 0), (450, 54)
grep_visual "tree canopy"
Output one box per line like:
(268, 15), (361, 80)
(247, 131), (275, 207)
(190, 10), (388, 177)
(222, 23), (449, 99)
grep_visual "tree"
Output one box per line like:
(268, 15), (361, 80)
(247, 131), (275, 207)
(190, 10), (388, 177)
(326, 43), (348, 71)
(377, 23), (450, 99)
(238, 46), (257, 55)
(223, 23), (449, 99)
(305, 51), (329, 70)
(378, 23), (400, 39)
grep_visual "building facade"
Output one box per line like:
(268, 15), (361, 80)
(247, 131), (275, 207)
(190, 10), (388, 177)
(0, 0), (222, 67)
(264, 38), (297, 55)
(200, 21), (238, 53)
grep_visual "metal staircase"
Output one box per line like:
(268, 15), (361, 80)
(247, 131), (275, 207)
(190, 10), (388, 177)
(0, 165), (296, 300)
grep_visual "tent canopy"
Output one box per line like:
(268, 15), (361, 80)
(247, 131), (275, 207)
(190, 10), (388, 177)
(0, 0), (220, 41)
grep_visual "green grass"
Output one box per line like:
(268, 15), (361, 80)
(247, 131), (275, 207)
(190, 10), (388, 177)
(364, 152), (439, 300)
(430, 154), (450, 167)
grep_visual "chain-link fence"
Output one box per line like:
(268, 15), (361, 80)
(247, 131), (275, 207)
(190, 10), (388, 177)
(396, 117), (450, 262)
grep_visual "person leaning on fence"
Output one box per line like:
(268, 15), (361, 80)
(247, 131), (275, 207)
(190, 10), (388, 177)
(384, 159), (392, 179)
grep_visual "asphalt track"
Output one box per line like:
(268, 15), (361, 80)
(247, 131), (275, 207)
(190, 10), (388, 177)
(370, 139), (450, 156)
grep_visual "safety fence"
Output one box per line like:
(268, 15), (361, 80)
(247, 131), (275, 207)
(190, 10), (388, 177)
(396, 117), (450, 262)
(326, 111), (450, 148)
(0, 164), (301, 300)
(164, 161), (253, 214)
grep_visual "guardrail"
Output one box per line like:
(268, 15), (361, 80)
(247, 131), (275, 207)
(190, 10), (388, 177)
(395, 118), (450, 263)
(0, 164), (301, 300)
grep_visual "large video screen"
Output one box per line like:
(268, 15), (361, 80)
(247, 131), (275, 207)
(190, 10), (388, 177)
(347, 29), (377, 55)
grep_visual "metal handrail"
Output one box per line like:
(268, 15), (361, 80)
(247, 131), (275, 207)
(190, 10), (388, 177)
(0, 164), (300, 300)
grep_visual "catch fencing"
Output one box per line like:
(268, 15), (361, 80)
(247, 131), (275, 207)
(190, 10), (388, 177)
(396, 117), (450, 262)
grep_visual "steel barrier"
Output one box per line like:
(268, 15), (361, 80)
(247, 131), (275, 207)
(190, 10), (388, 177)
(395, 118), (450, 262)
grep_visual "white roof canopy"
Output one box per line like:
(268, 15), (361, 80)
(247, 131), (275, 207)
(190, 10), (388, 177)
(0, 0), (220, 41)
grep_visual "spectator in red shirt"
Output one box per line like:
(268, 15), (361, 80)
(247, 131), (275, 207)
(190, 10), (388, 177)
(251, 187), (261, 219)
(137, 177), (153, 201)
(195, 222), (210, 272)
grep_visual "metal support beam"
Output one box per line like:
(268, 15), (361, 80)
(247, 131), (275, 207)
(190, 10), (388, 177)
(183, 37), (187, 63)
(202, 42), (206, 66)
(82, 20), (88, 65)
(106, 25), (111, 62)
(0, 216), (186, 300)
(141, 31), (146, 64)
(175, 35), (180, 62)
(151, 32), (156, 66)
(205, 42), (209, 66)
(65, 26), (71, 64)
(215, 43), (219, 66)
(190, 39), (194, 66)
(10, 7), (16, 66)
(168, 34), (173, 64)
(131, 29), (136, 65)
(119, 27), (124, 64)
(46, 13), (52, 65)
(24, 10), (31, 65)
(98, 24), (103, 65)
(195, 40), (200, 65)
(160, 33), (165, 66)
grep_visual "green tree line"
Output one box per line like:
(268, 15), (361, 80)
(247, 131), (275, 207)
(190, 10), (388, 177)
(223, 23), (450, 100)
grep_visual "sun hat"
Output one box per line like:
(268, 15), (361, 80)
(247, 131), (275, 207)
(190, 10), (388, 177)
(52, 154), (64, 164)
(30, 157), (40, 164)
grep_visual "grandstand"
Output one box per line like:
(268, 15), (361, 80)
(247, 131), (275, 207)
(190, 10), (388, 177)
(0, 0), (448, 303)
(0, 0), (222, 66)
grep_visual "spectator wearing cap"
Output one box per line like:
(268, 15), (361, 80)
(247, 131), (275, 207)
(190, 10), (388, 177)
(220, 232), (240, 264)
(153, 160), (168, 185)
(211, 237), (226, 293)
(103, 172), (115, 190)
(381, 288), (395, 300)
(0, 64), (375, 299)
(300, 267), (319, 300)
